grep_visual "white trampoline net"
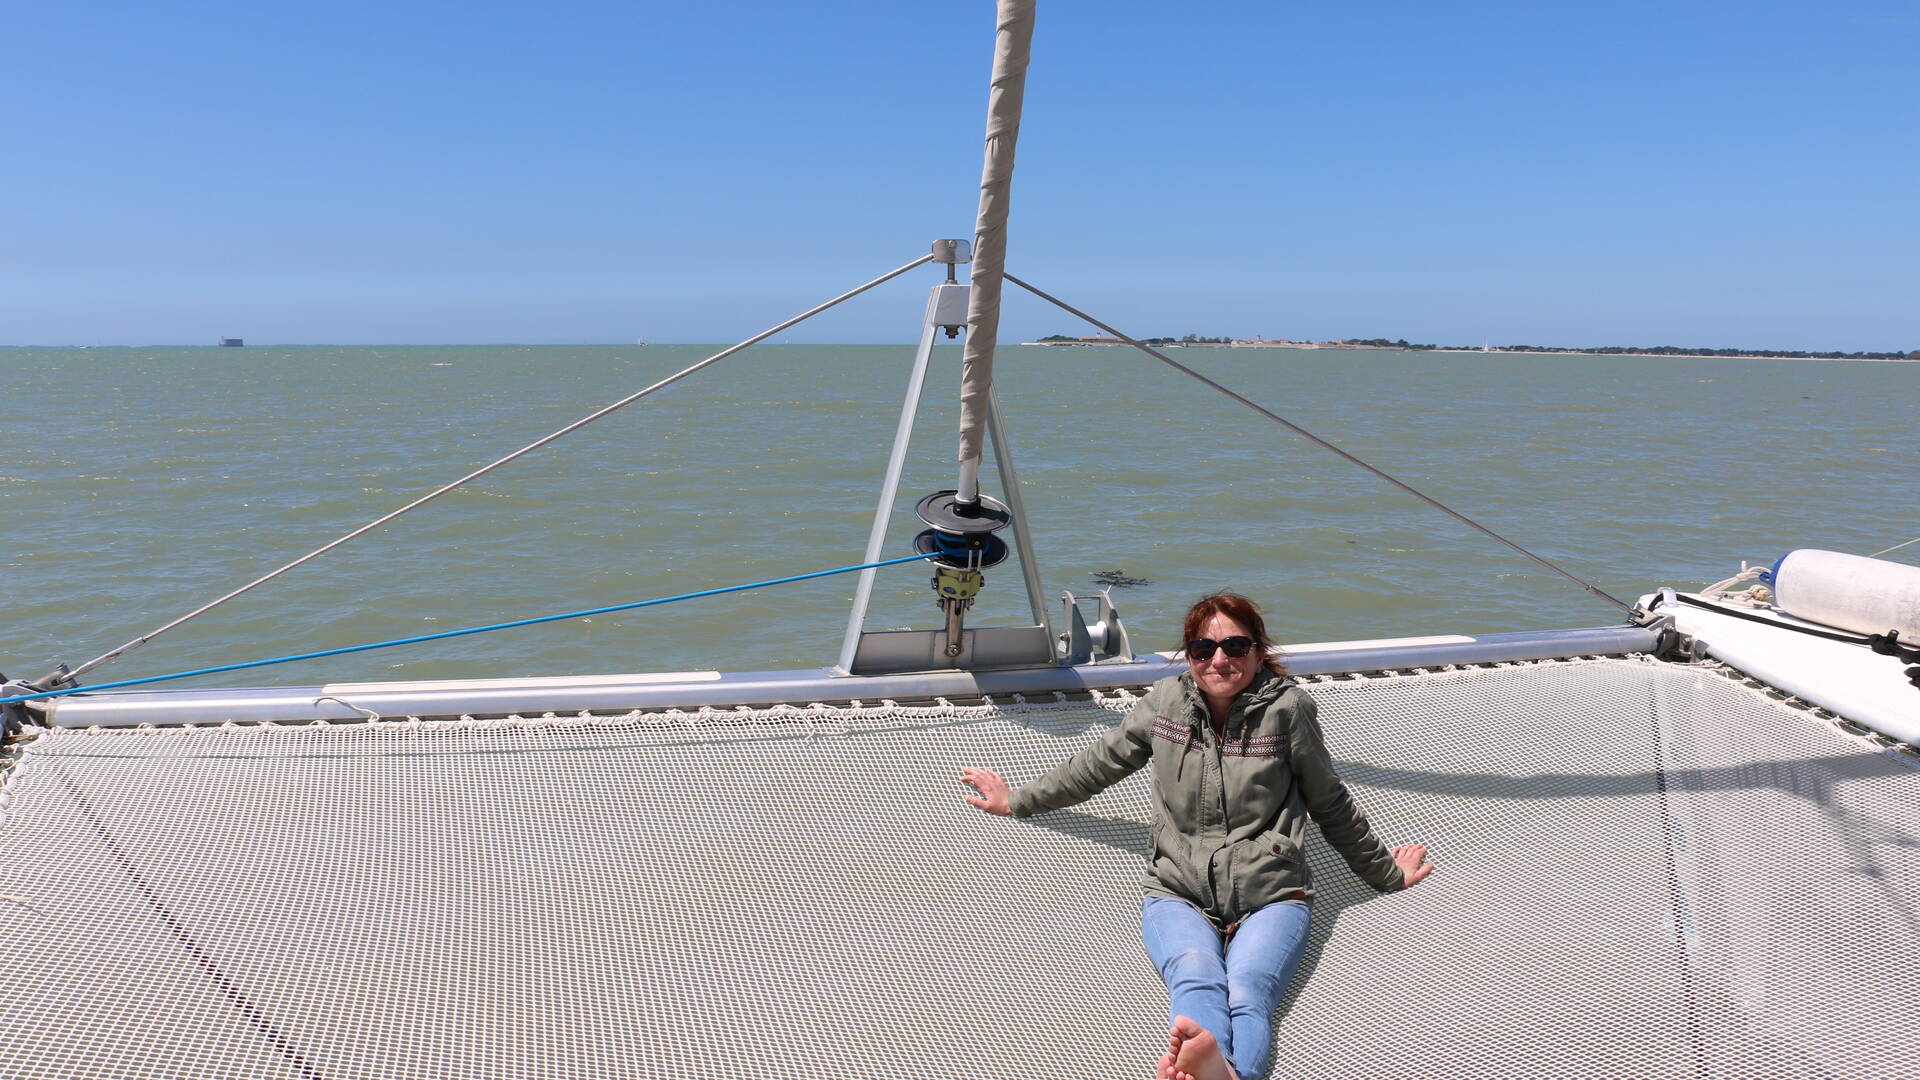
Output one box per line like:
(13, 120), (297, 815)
(1, 656), (1917, 1079)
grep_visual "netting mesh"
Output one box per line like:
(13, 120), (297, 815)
(1, 657), (1916, 1079)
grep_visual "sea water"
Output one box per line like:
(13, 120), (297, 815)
(2, 344), (1913, 690)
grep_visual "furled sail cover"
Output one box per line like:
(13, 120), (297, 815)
(954, 0), (1035, 469)
(1, 656), (1916, 1079)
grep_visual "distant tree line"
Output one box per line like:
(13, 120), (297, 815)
(1037, 333), (1235, 345)
(1342, 338), (1436, 350)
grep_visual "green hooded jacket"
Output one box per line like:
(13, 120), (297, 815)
(1007, 669), (1404, 927)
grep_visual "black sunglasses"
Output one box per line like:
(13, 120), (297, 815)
(1186, 636), (1255, 661)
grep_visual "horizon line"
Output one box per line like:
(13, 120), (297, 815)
(4, 340), (1915, 358)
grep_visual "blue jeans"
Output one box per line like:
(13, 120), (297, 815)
(1140, 896), (1311, 1080)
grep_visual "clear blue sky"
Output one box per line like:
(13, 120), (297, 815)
(6, 1), (1915, 350)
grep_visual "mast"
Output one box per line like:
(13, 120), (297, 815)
(838, 0), (1087, 675)
(953, 0), (1036, 510)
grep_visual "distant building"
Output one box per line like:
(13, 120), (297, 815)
(219, 338), (244, 347)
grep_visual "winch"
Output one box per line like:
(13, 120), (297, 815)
(912, 490), (1012, 657)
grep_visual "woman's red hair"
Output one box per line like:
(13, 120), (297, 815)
(1180, 592), (1288, 677)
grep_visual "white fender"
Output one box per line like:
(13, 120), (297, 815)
(1772, 549), (1920, 640)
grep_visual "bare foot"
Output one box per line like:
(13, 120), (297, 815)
(1168, 1015), (1237, 1080)
(1157, 1020), (1186, 1079)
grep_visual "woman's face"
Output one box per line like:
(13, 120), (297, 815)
(1188, 612), (1261, 703)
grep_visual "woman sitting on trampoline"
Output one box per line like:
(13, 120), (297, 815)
(961, 592), (1431, 1080)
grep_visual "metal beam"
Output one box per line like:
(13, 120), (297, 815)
(45, 625), (1659, 727)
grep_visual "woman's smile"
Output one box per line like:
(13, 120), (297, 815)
(1189, 613), (1259, 707)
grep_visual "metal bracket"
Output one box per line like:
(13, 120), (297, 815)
(847, 625), (1057, 676)
(0, 675), (53, 738)
(835, 264), (1056, 677)
(1633, 603), (1703, 662)
(930, 239), (973, 299)
(1058, 589), (1135, 665)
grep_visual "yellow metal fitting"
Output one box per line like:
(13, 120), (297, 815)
(932, 566), (984, 602)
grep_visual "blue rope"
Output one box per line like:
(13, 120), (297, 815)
(0, 552), (935, 707)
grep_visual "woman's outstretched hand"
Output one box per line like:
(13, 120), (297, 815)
(1393, 843), (1433, 888)
(960, 767), (1012, 816)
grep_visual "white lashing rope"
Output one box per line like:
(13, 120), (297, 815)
(1700, 564), (1773, 607)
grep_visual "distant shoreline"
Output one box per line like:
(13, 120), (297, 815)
(4, 342), (1911, 363)
(1019, 339), (1918, 363)
(1424, 347), (1915, 363)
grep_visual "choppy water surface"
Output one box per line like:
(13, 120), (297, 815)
(2, 344), (1913, 690)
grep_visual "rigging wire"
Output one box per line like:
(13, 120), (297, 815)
(58, 254), (936, 686)
(3, 555), (935, 708)
(1003, 273), (1634, 614)
(1870, 536), (1920, 559)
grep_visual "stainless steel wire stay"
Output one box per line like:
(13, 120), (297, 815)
(1002, 272), (1637, 615)
(4, 0), (1916, 1072)
(18, 247), (1641, 713)
(41, 254), (936, 690)
(22, 0), (1627, 708)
